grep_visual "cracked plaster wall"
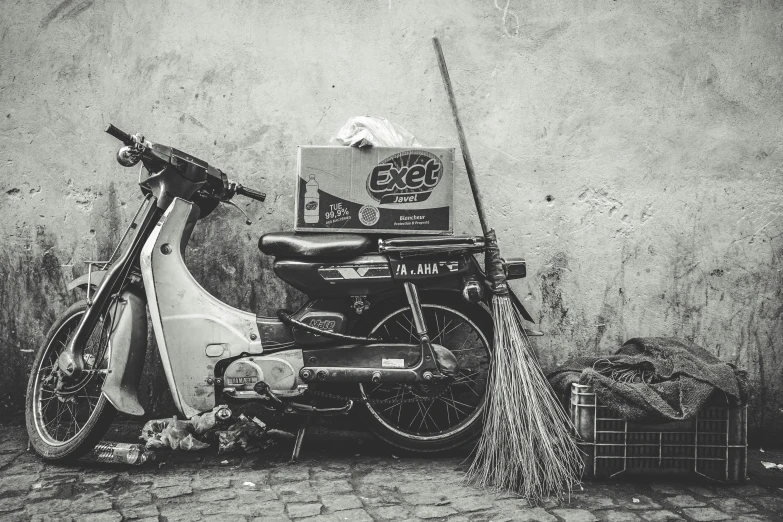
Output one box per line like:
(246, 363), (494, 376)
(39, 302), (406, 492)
(1, 0), (781, 442)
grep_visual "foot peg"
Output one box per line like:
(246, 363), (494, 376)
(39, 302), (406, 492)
(253, 381), (353, 415)
(285, 400), (353, 416)
(253, 381), (353, 463)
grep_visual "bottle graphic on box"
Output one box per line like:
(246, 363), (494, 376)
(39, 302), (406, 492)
(304, 174), (319, 224)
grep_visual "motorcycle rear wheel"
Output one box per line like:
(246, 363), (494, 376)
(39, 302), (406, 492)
(351, 293), (493, 454)
(25, 300), (117, 461)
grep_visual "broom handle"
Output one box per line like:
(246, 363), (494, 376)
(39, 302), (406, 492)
(432, 36), (490, 237)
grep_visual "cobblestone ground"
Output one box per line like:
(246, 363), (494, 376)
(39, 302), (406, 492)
(1, 419), (781, 522)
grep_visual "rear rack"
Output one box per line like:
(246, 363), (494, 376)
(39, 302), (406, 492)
(378, 235), (485, 255)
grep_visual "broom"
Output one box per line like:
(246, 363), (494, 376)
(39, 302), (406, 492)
(432, 37), (583, 501)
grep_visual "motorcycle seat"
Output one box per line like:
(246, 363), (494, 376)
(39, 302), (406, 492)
(259, 232), (373, 259)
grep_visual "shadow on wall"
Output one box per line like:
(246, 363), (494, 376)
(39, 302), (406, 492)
(533, 243), (783, 449)
(0, 226), (71, 413)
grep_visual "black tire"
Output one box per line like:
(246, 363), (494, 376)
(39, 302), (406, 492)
(25, 300), (117, 461)
(351, 291), (493, 454)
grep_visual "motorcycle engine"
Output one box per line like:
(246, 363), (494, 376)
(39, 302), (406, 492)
(222, 349), (304, 396)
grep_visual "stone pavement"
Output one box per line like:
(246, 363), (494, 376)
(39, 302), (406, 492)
(0, 419), (781, 522)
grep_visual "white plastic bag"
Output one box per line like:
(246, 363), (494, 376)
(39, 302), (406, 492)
(331, 116), (421, 148)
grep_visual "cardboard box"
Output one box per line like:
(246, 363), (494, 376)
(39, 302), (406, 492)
(295, 146), (454, 235)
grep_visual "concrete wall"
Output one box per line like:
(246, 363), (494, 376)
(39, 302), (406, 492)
(1, 1), (781, 441)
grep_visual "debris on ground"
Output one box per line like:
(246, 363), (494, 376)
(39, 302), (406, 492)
(86, 441), (155, 465)
(139, 406), (293, 454)
(217, 415), (275, 454)
(141, 417), (209, 451)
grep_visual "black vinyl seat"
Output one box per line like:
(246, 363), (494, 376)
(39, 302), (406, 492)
(259, 232), (373, 259)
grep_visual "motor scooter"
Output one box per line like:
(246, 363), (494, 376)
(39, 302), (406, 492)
(25, 125), (530, 461)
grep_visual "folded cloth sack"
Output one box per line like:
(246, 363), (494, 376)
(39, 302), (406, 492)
(548, 337), (748, 424)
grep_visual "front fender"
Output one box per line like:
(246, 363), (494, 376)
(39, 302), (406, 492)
(67, 270), (107, 292)
(67, 271), (148, 416)
(102, 287), (148, 416)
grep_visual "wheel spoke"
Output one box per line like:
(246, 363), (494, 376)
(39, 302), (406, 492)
(378, 388), (405, 413)
(395, 320), (416, 343)
(438, 394), (470, 417)
(453, 383), (481, 397)
(64, 400), (77, 438)
(417, 402), (431, 431)
(449, 334), (474, 354)
(446, 392), (476, 411)
(81, 388), (97, 411)
(39, 395), (58, 414)
(408, 402), (425, 430)
(441, 321), (462, 339)
(420, 400), (440, 432)
(397, 388), (406, 424)
(453, 370), (480, 387)
(365, 304), (490, 439)
(433, 317), (453, 344)
(45, 400), (67, 433)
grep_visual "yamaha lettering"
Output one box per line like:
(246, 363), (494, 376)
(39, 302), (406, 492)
(367, 151), (443, 205)
(390, 259), (466, 280)
(396, 263), (441, 276)
(226, 376), (257, 385)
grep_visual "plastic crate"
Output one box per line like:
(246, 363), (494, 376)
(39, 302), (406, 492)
(570, 383), (747, 482)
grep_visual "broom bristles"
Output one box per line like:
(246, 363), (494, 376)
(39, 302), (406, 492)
(466, 295), (583, 502)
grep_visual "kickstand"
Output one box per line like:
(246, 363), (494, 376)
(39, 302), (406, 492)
(289, 417), (309, 464)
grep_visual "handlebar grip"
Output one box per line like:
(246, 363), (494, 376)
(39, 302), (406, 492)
(236, 185), (267, 202)
(105, 124), (133, 145)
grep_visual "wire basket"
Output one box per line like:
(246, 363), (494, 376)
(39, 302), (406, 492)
(571, 383), (747, 482)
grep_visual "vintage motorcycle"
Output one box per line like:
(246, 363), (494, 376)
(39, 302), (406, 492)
(25, 125), (530, 461)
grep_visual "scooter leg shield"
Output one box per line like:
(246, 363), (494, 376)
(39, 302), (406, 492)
(102, 288), (148, 416)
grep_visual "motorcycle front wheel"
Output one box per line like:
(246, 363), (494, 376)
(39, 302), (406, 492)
(25, 300), (117, 461)
(351, 293), (493, 454)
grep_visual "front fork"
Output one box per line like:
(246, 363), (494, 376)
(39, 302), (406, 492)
(58, 197), (162, 379)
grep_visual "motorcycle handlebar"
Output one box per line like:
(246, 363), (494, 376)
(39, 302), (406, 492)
(105, 123), (133, 145)
(235, 184), (267, 202)
(105, 123), (266, 204)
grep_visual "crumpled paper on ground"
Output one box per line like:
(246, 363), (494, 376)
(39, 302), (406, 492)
(141, 416), (212, 451)
(140, 406), (292, 454)
(217, 415), (273, 454)
(331, 116), (420, 148)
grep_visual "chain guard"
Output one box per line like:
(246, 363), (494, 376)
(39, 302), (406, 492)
(303, 380), (453, 406)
